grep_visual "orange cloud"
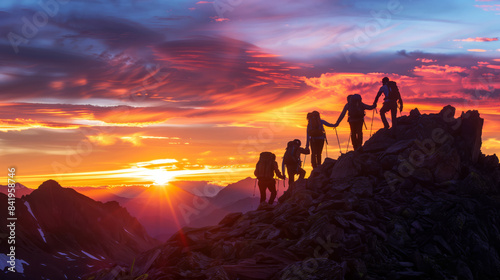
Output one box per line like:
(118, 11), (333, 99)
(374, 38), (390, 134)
(468, 49), (487, 52)
(416, 58), (437, 63)
(454, 37), (498, 42)
(88, 133), (178, 146)
(413, 64), (468, 74)
(0, 118), (80, 132)
(487, 65), (500, 70)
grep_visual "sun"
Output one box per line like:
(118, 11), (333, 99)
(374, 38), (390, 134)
(149, 169), (174, 185)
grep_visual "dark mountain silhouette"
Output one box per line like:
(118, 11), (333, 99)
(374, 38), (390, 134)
(120, 184), (215, 240)
(188, 178), (261, 228)
(210, 177), (257, 207)
(0, 183), (33, 198)
(90, 106), (500, 280)
(189, 196), (260, 228)
(107, 185), (148, 198)
(74, 179), (263, 241)
(0, 180), (159, 280)
(72, 186), (130, 204)
(170, 180), (224, 197)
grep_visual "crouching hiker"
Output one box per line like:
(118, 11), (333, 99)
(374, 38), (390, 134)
(282, 139), (309, 192)
(254, 152), (285, 206)
(332, 94), (376, 151)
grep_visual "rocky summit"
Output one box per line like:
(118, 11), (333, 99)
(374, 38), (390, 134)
(90, 106), (500, 280)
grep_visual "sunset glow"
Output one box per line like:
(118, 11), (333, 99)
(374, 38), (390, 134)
(1, 0), (499, 188)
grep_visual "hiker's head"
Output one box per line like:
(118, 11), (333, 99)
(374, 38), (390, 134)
(307, 112), (312, 120)
(294, 139), (301, 146)
(347, 95), (353, 103)
(382, 77), (389, 85)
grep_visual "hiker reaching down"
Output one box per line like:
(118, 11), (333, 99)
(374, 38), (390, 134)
(373, 77), (403, 130)
(332, 94), (376, 151)
(305, 111), (336, 169)
(282, 139), (309, 190)
(254, 152), (285, 205)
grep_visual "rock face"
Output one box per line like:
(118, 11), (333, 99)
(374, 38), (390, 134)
(0, 180), (159, 280)
(91, 106), (500, 280)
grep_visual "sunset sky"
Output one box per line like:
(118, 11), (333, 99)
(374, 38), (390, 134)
(1, 0), (499, 188)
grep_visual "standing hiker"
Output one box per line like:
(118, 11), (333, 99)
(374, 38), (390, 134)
(305, 111), (336, 168)
(282, 139), (309, 190)
(254, 152), (285, 205)
(373, 77), (403, 131)
(332, 94), (376, 151)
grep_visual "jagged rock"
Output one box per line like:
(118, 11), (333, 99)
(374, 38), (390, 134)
(349, 176), (373, 196)
(330, 152), (359, 179)
(278, 258), (345, 280)
(219, 212), (243, 226)
(460, 110), (483, 163)
(409, 108), (421, 118)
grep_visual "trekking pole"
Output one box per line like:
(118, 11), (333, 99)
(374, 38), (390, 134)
(370, 109), (375, 137)
(253, 179), (257, 197)
(303, 155), (307, 168)
(334, 127), (342, 154)
(325, 139), (328, 158)
(276, 178), (279, 195)
(346, 134), (350, 152)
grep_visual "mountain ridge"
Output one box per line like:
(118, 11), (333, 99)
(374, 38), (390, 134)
(0, 179), (160, 280)
(89, 105), (500, 280)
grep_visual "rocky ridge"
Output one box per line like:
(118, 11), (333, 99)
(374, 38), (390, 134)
(91, 106), (500, 280)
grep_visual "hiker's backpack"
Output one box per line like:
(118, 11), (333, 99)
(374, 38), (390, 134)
(387, 81), (401, 101)
(283, 141), (300, 166)
(308, 111), (324, 137)
(348, 94), (365, 119)
(254, 152), (276, 179)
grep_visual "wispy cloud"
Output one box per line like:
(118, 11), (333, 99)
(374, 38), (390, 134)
(454, 37), (498, 42)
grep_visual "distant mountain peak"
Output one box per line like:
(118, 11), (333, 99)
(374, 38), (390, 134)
(38, 179), (63, 191)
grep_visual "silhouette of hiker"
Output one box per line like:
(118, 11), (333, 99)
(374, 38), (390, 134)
(254, 152), (285, 205)
(282, 139), (309, 191)
(305, 111), (335, 168)
(373, 77), (403, 131)
(332, 94), (376, 151)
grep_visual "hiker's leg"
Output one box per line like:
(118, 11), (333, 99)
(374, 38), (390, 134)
(349, 121), (357, 149)
(287, 167), (295, 188)
(358, 122), (363, 149)
(354, 121), (363, 150)
(316, 139), (325, 166)
(390, 103), (398, 131)
(268, 182), (277, 204)
(310, 139), (318, 168)
(298, 167), (306, 180)
(380, 103), (390, 129)
(258, 181), (267, 203)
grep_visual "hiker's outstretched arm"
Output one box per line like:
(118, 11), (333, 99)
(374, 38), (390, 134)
(274, 162), (285, 179)
(334, 104), (348, 126)
(299, 147), (310, 155)
(373, 90), (383, 104)
(364, 102), (376, 110)
(305, 125), (310, 149)
(321, 119), (336, 127)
